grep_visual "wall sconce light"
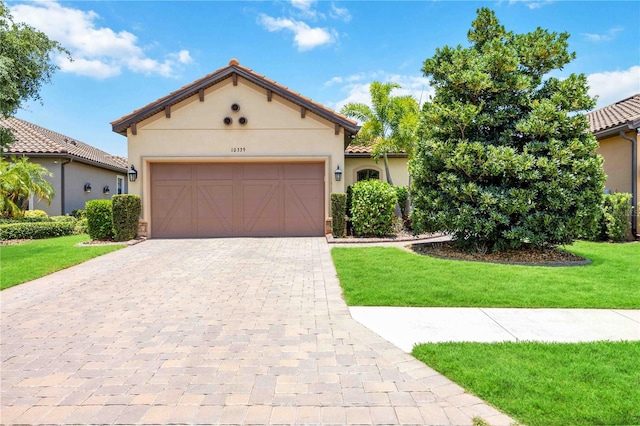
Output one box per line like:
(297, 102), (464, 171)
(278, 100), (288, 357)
(334, 165), (343, 182)
(103, 185), (110, 194)
(84, 183), (92, 193)
(128, 165), (138, 182)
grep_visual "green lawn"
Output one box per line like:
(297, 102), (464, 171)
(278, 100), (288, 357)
(413, 341), (640, 426)
(0, 235), (125, 290)
(331, 241), (640, 308)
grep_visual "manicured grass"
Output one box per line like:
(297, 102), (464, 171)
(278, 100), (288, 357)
(412, 341), (640, 426)
(0, 235), (125, 290)
(331, 241), (640, 308)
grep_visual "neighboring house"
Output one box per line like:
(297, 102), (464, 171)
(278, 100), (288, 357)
(344, 145), (409, 188)
(111, 59), (369, 238)
(1, 117), (129, 216)
(586, 94), (639, 238)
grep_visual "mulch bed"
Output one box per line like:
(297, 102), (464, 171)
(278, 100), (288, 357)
(410, 240), (591, 266)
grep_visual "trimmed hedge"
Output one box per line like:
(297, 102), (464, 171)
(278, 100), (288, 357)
(0, 222), (75, 240)
(331, 193), (347, 238)
(112, 195), (141, 242)
(351, 179), (397, 237)
(86, 199), (114, 241)
(603, 193), (633, 242)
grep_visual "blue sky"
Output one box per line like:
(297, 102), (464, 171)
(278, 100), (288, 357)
(9, 0), (640, 158)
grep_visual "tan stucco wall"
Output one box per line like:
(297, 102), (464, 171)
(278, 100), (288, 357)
(344, 156), (409, 188)
(30, 158), (126, 215)
(597, 131), (639, 233)
(127, 76), (346, 235)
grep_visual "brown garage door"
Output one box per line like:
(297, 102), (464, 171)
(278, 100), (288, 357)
(150, 162), (325, 238)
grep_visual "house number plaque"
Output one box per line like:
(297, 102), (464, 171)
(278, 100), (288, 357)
(231, 147), (246, 153)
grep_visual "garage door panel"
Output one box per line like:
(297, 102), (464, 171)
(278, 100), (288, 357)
(284, 163), (325, 180)
(242, 164), (280, 180)
(195, 164), (234, 180)
(151, 162), (324, 238)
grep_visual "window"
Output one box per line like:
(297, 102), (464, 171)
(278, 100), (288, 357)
(357, 169), (380, 181)
(117, 176), (124, 195)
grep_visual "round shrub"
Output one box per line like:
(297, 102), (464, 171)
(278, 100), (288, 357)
(351, 180), (397, 237)
(86, 199), (114, 240)
(24, 209), (49, 219)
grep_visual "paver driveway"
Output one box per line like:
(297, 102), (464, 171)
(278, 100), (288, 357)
(1, 238), (513, 425)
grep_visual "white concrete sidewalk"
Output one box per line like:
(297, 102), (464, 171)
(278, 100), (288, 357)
(350, 307), (640, 352)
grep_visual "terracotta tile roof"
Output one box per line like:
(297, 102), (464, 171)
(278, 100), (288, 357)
(587, 93), (640, 136)
(1, 117), (128, 172)
(345, 145), (372, 154)
(111, 59), (360, 137)
(344, 144), (407, 157)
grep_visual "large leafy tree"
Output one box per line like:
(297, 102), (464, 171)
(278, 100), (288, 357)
(410, 8), (605, 252)
(0, 1), (69, 150)
(0, 156), (54, 218)
(341, 82), (419, 215)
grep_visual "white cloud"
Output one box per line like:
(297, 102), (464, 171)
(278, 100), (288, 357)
(583, 27), (623, 42)
(291, 0), (315, 12)
(330, 3), (352, 22)
(588, 66), (640, 108)
(328, 72), (433, 114)
(258, 14), (336, 51)
(508, 0), (554, 9)
(9, 1), (193, 79)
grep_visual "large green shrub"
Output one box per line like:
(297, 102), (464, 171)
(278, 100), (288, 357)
(350, 180), (397, 237)
(411, 8), (605, 252)
(112, 195), (141, 241)
(0, 222), (74, 240)
(331, 193), (347, 238)
(603, 193), (633, 242)
(86, 199), (114, 240)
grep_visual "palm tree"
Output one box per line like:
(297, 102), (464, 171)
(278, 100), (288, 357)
(0, 156), (54, 218)
(340, 82), (419, 215)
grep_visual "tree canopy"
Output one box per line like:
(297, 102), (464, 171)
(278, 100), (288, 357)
(341, 81), (419, 186)
(0, 1), (69, 150)
(410, 7), (605, 252)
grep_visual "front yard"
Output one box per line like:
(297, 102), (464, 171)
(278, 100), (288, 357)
(0, 235), (125, 290)
(331, 240), (640, 308)
(332, 240), (640, 425)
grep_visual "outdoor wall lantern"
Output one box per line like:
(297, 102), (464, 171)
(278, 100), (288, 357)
(334, 165), (343, 181)
(84, 183), (92, 193)
(128, 165), (138, 182)
(103, 185), (110, 194)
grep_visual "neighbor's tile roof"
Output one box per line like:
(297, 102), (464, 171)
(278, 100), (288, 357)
(1, 117), (128, 172)
(587, 93), (640, 136)
(111, 59), (360, 137)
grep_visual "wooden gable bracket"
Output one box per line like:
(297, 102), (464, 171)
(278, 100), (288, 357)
(301, 106), (306, 119)
(131, 122), (137, 136)
(165, 105), (171, 118)
(335, 124), (340, 136)
(232, 72), (238, 86)
(199, 88), (205, 102)
(266, 89), (272, 102)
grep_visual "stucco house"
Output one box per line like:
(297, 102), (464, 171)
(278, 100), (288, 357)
(1, 117), (129, 216)
(111, 59), (407, 238)
(587, 94), (639, 238)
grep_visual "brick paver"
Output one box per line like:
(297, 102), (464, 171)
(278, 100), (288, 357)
(1, 238), (514, 425)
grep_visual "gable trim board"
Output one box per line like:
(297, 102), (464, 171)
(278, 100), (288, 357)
(113, 59), (360, 238)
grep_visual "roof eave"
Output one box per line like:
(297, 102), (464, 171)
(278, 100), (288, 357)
(111, 65), (361, 136)
(2, 151), (127, 173)
(593, 120), (640, 139)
